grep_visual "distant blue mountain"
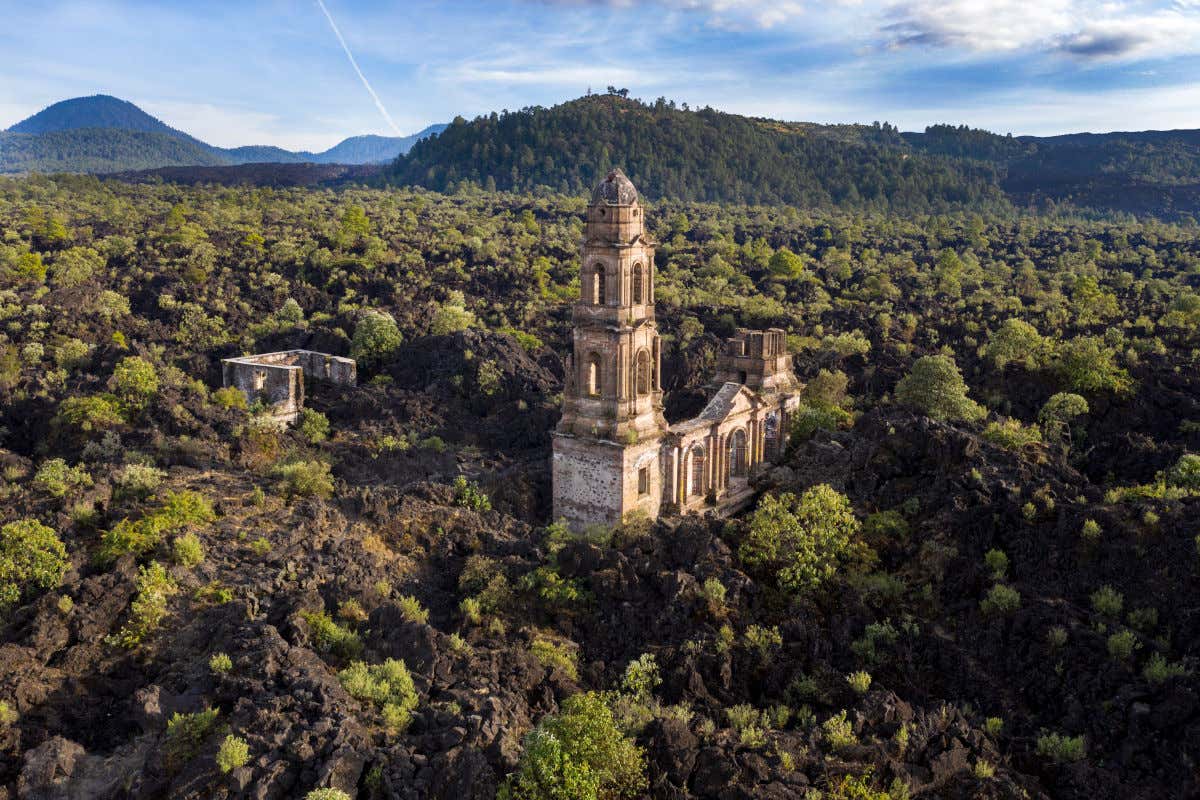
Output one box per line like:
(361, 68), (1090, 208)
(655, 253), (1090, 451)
(1, 95), (445, 174)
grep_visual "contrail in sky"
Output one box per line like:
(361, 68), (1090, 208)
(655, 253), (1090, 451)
(314, 0), (404, 135)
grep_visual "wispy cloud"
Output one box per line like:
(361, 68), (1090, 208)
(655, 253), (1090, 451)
(877, 0), (1200, 60)
(313, 0), (403, 135)
(2, 0), (1198, 148)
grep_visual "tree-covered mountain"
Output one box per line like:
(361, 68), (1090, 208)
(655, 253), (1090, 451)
(0, 128), (228, 174)
(314, 128), (447, 164)
(388, 94), (1200, 218)
(8, 94), (193, 137)
(0, 95), (444, 174)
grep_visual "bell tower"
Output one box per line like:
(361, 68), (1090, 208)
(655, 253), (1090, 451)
(552, 169), (668, 529)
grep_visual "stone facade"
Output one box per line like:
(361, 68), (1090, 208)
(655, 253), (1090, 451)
(221, 350), (356, 424)
(552, 170), (799, 531)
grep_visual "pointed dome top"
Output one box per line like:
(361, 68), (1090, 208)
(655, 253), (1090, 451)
(590, 168), (639, 206)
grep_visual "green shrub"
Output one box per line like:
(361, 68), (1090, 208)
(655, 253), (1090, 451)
(430, 292), (477, 335)
(0, 518), (68, 611)
(620, 653), (661, 699)
(1036, 732), (1086, 763)
(159, 490), (216, 527)
(337, 658), (419, 732)
(112, 356), (159, 408)
(499, 691), (646, 800)
(743, 624), (782, 657)
(984, 549), (1008, 580)
(113, 463), (165, 499)
(0, 701), (17, 726)
(453, 476), (491, 511)
(846, 670), (872, 695)
(1127, 607), (1158, 632)
(54, 338), (91, 370)
(109, 561), (177, 648)
(520, 566), (584, 606)
(350, 310), (403, 368)
(1055, 337), (1131, 394)
(172, 533), (204, 567)
(790, 403), (854, 440)
(986, 319), (1045, 369)
(98, 516), (166, 563)
(297, 408), (331, 444)
(212, 386), (247, 410)
(209, 652), (233, 673)
(338, 599), (367, 623)
(1090, 585), (1124, 617)
(1107, 629), (1139, 662)
(851, 620), (899, 666)
(1166, 454), (1200, 490)
(1039, 393), (1088, 442)
(302, 610), (363, 659)
(984, 717), (1004, 736)
(165, 707), (220, 765)
(305, 791), (352, 800)
(216, 734), (249, 773)
(726, 703), (767, 748)
(56, 394), (125, 432)
(396, 594), (429, 624)
(98, 490), (215, 564)
(273, 459), (334, 499)
(530, 637), (579, 680)
(862, 510), (909, 543)
(740, 485), (863, 593)
(699, 577), (727, 616)
(460, 596), (483, 624)
(1142, 652), (1189, 684)
(1046, 626), (1068, 649)
(1080, 519), (1102, 541)
(980, 584), (1020, 616)
(983, 418), (1042, 450)
(894, 355), (985, 422)
(33, 458), (93, 498)
(821, 710), (858, 751)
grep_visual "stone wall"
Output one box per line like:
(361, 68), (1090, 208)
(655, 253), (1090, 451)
(551, 434), (626, 529)
(221, 350), (355, 424)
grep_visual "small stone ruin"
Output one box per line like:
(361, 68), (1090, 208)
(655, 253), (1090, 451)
(221, 350), (356, 424)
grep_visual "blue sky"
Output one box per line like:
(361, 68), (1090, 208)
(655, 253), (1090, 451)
(1, 0), (1198, 150)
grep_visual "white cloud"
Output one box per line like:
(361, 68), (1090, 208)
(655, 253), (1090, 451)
(880, 0), (1076, 51)
(532, 0), (809, 28)
(879, 0), (1200, 59)
(867, 81), (1200, 135)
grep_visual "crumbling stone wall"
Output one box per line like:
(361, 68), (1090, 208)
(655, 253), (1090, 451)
(221, 350), (355, 423)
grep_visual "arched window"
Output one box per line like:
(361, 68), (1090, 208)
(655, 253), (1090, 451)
(688, 446), (706, 497)
(632, 263), (644, 304)
(593, 265), (606, 305)
(728, 429), (748, 479)
(586, 353), (602, 396)
(635, 350), (651, 395)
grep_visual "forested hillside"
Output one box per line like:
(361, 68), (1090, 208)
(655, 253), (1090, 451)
(0, 129), (229, 174)
(0, 174), (1199, 798)
(1, 96), (444, 174)
(391, 95), (1007, 214)
(390, 94), (1200, 219)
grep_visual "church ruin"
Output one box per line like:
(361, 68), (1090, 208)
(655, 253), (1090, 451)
(221, 350), (356, 424)
(552, 170), (799, 530)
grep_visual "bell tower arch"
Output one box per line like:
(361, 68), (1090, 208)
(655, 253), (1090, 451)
(552, 169), (668, 529)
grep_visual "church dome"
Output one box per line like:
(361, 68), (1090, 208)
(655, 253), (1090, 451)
(591, 169), (638, 206)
